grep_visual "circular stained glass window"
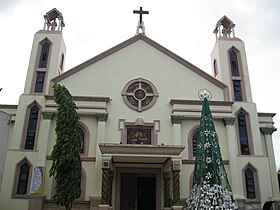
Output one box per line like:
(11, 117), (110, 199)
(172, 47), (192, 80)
(122, 78), (159, 112)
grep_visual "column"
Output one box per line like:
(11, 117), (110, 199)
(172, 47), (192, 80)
(171, 158), (183, 210)
(171, 115), (184, 145)
(223, 117), (243, 197)
(163, 171), (172, 209)
(100, 159), (113, 209)
(260, 127), (279, 198)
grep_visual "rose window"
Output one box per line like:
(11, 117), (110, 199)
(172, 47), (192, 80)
(122, 78), (159, 112)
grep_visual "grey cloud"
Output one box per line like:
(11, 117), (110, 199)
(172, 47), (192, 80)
(0, 0), (20, 11)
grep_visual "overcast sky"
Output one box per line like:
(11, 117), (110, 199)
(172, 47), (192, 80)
(0, 0), (279, 168)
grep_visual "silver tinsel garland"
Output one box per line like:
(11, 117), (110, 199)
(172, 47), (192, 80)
(188, 182), (238, 210)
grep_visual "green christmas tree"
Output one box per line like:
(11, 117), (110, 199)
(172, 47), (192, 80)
(188, 98), (237, 209)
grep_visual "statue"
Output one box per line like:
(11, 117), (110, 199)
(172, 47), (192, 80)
(48, 19), (57, 31)
(43, 9), (65, 31)
(222, 26), (231, 38)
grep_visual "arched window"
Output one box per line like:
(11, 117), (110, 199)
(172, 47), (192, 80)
(188, 126), (200, 159)
(189, 125), (219, 159)
(242, 163), (259, 200)
(78, 122), (89, 156)
(229, 50), (240, 76)
(228, 48), (245, 102)
(17, 163), (30, 194)
(237, 110), (250, 155)
(13, 158), (32, 196)
(78, 126), (85, 154)
(38, 41), (50, 68)
(24, 105), (40, 150)
(192, 130), (199, 157)
(245, 168), (256, 199)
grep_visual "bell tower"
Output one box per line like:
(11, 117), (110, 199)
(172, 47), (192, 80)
(211, 16), (253, 102)
(23, 8), (66, 95)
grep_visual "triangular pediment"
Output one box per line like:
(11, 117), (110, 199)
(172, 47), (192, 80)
(52, 34), (226, 89)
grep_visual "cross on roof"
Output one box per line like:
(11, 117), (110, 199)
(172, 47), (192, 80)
(133, 7), (149, 23)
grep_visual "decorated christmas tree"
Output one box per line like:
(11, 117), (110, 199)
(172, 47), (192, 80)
(188, 98), (238, 209)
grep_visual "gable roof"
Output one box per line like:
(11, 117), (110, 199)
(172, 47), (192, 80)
(52, 34), (227, 89)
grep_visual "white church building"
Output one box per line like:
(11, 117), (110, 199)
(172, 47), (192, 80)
(0, 8), (279, 210)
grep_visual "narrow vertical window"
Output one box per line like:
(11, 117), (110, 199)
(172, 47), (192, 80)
(17, 163), (30, 194)
(25, 105), (39, 150)
(233, 80), (243, 101)
(229, 50), (240, 76)
(238, 112), (250, 155)
(192, 131), (199, 157)
(213, 59), (218, 76)
(244, 168), (256, 199)
(34, 72), (46, 93)
(38, 42), (50, 68)
(60, 54), (64, 70)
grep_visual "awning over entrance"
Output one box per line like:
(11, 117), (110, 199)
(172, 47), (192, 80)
(99, 143), (185, 155)
(99, 143), (185, 164)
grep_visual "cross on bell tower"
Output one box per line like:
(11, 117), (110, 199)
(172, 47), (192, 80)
(133, 7), (149, 34)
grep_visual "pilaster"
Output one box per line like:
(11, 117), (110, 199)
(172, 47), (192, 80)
(96, 113), (108, 155)
(37, 111), (54, 166)
(223, 117), (243, 197)
(171, 115), (184, 145)
(260, 127), (279, 198)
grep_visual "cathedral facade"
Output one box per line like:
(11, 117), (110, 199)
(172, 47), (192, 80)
(0, 9), (279, 210)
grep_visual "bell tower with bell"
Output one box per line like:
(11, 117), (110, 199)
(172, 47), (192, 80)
(23, 8), (66, 95)
(211, 15), (253, 103)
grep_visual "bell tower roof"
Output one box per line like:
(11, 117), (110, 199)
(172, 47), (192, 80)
(213, 15), (236, 40)
(43, 8), (65, 31)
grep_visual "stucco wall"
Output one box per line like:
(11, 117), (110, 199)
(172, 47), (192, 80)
(0, 111), (11, 192)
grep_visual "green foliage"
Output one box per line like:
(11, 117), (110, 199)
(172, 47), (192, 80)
(49, 84), (82, 210)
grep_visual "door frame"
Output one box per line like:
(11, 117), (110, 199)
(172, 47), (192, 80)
(115, 168), (161, 210)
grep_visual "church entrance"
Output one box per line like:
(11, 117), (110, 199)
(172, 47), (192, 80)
(120, 173), (156, 210)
